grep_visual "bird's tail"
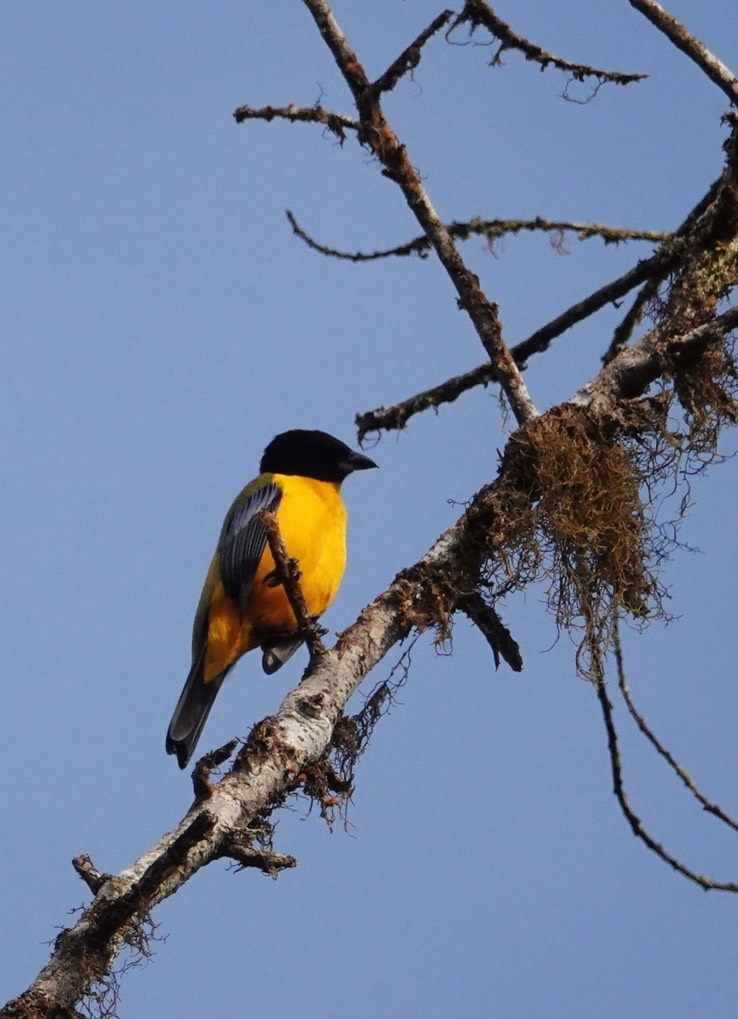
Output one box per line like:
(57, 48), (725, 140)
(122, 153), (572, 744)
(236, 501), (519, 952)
(166, 649), (227, 769)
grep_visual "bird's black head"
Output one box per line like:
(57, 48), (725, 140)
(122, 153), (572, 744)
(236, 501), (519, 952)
(260, 429), (378, 483)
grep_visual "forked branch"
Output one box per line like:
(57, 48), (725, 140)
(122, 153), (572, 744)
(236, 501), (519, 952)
(299, 0), (538, 426)
(613, 622), (738, 835)
(595, 668), (738, 892)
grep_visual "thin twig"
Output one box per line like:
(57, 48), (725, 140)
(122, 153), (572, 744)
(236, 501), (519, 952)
(594, 674), (738, 892)
(607, 278), (665, 362)
(260, 510), (327, 661)
(232, 102), (358, 143)
(356, 361), (500, 440)
(452, 0), (646, 86)
(517, 181), (738, 365)
(614, 622), (738, 834)
(629, 0), (738, 107)
(371, 10), (453, 95)
(287, 209), (667, 262)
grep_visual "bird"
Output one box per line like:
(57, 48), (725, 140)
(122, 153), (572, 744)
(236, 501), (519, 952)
(166, 429), (377, 769)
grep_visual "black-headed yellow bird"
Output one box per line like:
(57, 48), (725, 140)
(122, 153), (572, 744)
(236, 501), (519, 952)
(166, 429), (377, 769)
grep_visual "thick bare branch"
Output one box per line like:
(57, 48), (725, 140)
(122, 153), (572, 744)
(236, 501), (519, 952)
(5, 285), (736, 1015)
(628, 0), (738, 107)
(216, 835), (297, 875)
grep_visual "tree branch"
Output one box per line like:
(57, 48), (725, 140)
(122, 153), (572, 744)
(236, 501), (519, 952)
(357, 264), (738, 443)
(286, 209), (667, 262)
(299, 0), (538, 425)
(614, 622), (738, 834)
(232, 102), (358, 143)
(371, 9), (453, 96)
(512, 242), (689, 366)
(628, 0), (738, 107)
(216, 834), (297, 875)
(356, 361), (501, 442)
(604, 179), (723, 362)
(594, 672), (738, 892)
(574, 304), (738, 415)
(452, 0), (646, 86)
(356, 246), (687, 439)
(72, 855), (110, 896)
(7, 7), (738, 1016)
(260, 509), (328, 662)
(6, 279), (736, 1014)
(457, 591), (523, 672)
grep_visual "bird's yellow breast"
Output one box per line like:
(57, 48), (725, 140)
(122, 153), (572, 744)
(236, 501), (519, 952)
(250, 474), (348, 628)
(203, 475), (347, 681)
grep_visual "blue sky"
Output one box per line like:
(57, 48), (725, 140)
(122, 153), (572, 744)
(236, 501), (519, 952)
(2, 2), (738, 1016)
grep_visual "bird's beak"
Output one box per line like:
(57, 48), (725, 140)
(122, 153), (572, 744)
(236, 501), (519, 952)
(342, 450), (378, 473)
